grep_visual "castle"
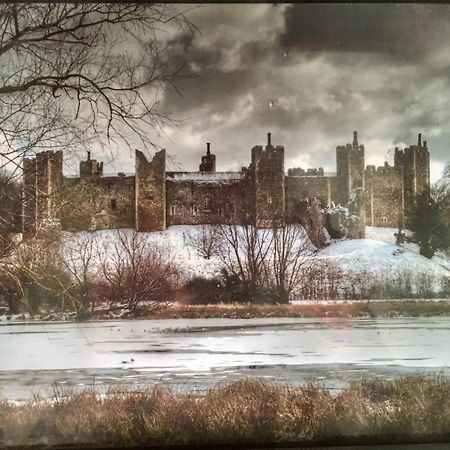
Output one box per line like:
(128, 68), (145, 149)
(21, 132), (430, 245)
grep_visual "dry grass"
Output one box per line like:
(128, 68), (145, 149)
(1, 376), (450, 448)
(94, 300), (450, 320)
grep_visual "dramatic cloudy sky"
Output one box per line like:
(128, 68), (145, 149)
(104, 4), (450, 181)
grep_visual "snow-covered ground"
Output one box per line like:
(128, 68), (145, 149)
(62, 226), (224, 281)
(60, 225), (449, 292)
(318, 235), (449, 285)
(365, 226), (450, 272)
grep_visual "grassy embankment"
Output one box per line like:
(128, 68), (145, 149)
(1, 376), (450, 448)
(93, 300), (450, 320)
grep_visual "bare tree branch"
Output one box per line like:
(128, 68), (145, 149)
(0, 3), (195, 170)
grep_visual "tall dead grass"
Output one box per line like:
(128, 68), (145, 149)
(1, 376), (450, 447)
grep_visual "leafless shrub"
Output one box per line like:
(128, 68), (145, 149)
(96, 229), (177, 312)
(298, 260), (449, 301)
(298, 260), (345, 301)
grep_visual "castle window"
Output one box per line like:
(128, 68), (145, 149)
(218, 208), (223, 215)
(110, 198), (117, 210)
(204, 195), (212, 211)
(170, 205), (176, 215)
(191, 204), (198, 216)
(267, 196), (272, 204)
(382, 217), (388, 223)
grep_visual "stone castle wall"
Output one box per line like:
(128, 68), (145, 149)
(20, 132), (430, 244)
(60, 176), (135, 231)
(166, 173), (249, 226)
(285, 176), (340, 221)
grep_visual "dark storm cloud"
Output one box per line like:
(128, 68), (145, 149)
(144, 4), (450, 182)
(279, 4), (450, 58)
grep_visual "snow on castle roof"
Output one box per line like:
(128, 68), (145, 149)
(166, 171), (243, 183)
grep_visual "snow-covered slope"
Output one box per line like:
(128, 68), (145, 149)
(62, 226), (224, 281)
(365, 226), (450, 272)
(317, 237), (449, 282)
(62, 225), (449, 291)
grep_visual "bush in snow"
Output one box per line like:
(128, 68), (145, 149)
(180, 276), (226, 305)
(96, 229), (177, 312)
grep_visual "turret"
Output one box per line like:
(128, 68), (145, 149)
(336, 131), (365, 204)
(394, 132), (430, 216)
(80, 151), (103, 177)
(135, 149), (166, 232)
(353, 130), (358, 148)
(22, 150), (63, 235)
(199, 142), (216, 172)
(251, 132), (285, 228)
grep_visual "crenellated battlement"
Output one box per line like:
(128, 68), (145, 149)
(288, 167), (325, 177)
(366, 162), (401, 176)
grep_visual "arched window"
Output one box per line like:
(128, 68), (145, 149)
(191, 204), (198, 216)
(170, 205), (176, 215)
(204, 195), (212, 211)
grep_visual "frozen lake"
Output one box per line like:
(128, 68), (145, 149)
(1, 316), (450, 401)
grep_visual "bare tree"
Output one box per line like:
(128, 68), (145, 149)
(0, 3), (195, 173)
(59, 231), (99, 313)
(97, 229), (177, 312)
(270, 224), (316, 303)
(216, 223), (273, 300)
(187, 224), (221, 260)
(0, 171), (21, 255)
(0, 228), (71, 314)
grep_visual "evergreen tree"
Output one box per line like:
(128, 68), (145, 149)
(405, 185), (450, 259)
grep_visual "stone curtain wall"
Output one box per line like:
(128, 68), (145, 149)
(60, 176), (135, 231)
(166, 177), (247, 226)
(285, 176), (340, 221)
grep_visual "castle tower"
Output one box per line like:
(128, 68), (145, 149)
(199, 142), (216, 172)
(22, 157), (37, 235)
(336, 130), (365, 204)
(22, 151), (63, 235)
(394, 132), (430, 216)
(251, 132), (285, 228)
(135, 149), (166, 232)
(80, 151), (103, 177)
